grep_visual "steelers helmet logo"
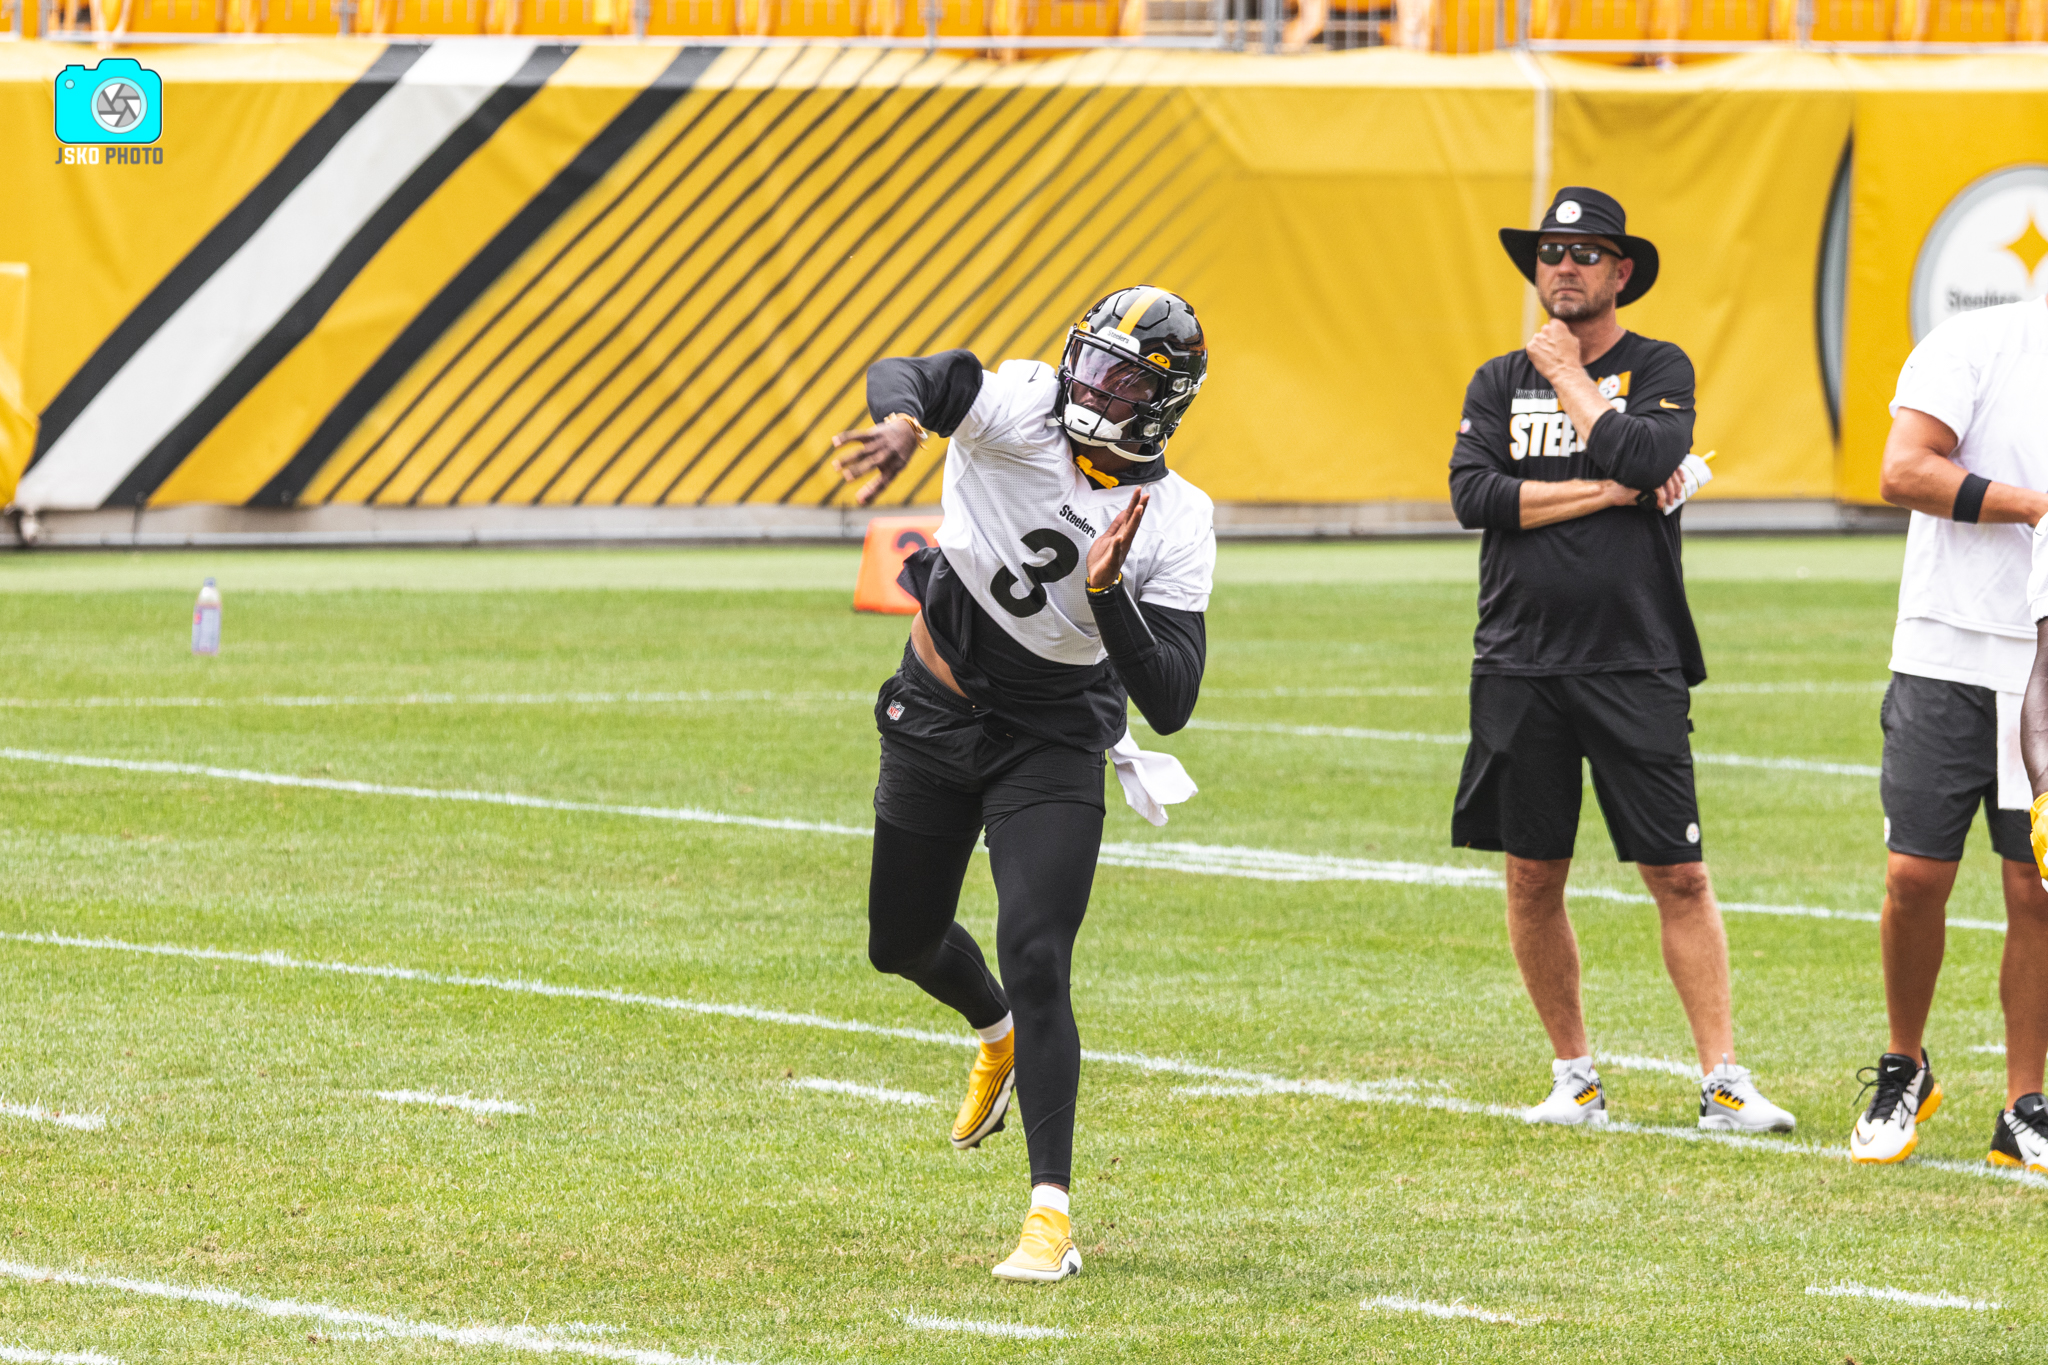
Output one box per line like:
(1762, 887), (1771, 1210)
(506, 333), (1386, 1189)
(91, 78), (147, 134)
(1555, 200), (1582, 224)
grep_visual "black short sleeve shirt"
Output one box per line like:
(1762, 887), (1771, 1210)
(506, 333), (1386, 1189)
(1446, 332), (1706, 685)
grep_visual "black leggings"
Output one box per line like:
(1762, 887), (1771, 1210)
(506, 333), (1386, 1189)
(868, 803), (1102, 1188)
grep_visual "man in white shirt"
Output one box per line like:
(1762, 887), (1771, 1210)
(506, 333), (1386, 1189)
(1853, 297), (2048, 1170)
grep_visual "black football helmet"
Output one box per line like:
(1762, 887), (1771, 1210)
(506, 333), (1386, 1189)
(1054, 286), (1208, 462)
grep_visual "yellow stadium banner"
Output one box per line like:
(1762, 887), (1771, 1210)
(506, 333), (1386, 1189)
(0, 263), (33, 507)
(1, 42), (2044, 515)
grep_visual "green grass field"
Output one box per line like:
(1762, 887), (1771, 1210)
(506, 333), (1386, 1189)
(0, 535), (2035, 1363)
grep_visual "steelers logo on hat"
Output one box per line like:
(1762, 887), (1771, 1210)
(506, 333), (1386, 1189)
(1556, 200), (1582, 224)
(1497, 186), (1662, 307)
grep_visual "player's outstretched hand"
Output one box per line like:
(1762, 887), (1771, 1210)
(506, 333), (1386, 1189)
(1087, 487), (1149, 591)
(830, 418), (920, 506)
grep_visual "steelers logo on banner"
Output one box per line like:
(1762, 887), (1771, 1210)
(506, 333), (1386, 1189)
(1910, 164), (2048, 341)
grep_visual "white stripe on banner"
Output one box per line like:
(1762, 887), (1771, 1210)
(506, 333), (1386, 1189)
(0, 1259), (726, 1363)
(16, 40), (538, 512)
(0, 746), (2001, 931)
(9, 929), (2046, 1192)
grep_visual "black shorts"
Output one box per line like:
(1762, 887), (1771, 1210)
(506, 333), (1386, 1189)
(1880, 671), (2031, 864)
(1452, 669), (1703, 865)
(873, 649), (1105, 841)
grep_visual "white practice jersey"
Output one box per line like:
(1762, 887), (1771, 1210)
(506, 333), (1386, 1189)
(936, 359), (1216, 667)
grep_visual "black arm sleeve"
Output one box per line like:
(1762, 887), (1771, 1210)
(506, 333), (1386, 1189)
(1088, 579), (1206, 735)
(1581, 345), (1696, 490)
(865, 350), (985, 437)
(1447, 363), (1522, 531)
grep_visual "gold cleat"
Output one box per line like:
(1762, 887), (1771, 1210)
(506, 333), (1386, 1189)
(950, 1033), (1015, 1150)
(991, 1205), (1082, 1283)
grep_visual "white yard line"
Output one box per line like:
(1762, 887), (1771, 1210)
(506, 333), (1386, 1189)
(9, 928), (2039, 1194)
(1806, 1282), (1999, 1311)
(1595, 1053), (1699, 1080)
(0, 1258), (729, 1363)
(902, 1314), (1067, 1339)
(0, 1344), (120, 1364)
(372, 1090), (530, 1116)
(0, 1100), (104, 1132)
(1361, 1296), (1538, 1326)
(788, 1078), (934, 1107)
(0, 691), (867, 710)
(1969, 1044), (2007, 1055)
(0, 746), (1998, 931)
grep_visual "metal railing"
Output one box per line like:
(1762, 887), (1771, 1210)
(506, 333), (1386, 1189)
(9, 0), (2044, 50)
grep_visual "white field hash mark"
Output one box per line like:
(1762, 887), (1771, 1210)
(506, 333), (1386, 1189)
(1807, 1282), (2000, 1311)
(10, 930), (2047, 1196)
(0, 746), (1986, 932)
(373, 1090), (531, 1116)
(0, 1344), (121, 1364)
(0, 690), (869, 710)
(788, 1077), (934, 1106)
(0, 1099), (104, 1132)
(902, 1313), (1067, 1339)
(0, 1259), (728, 1363)
(1361, 1296), (1539, 1326)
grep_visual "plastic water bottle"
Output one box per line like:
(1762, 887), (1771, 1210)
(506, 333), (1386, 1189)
(191, 578), (221, 656)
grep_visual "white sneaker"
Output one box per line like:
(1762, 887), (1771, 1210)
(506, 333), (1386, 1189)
(1988, 1093), (2048, 1173)
(1699, 1060), (1796, 1133)
(1526, 1057), (1607, 1126)
(1850, 1050), (1941, 1164)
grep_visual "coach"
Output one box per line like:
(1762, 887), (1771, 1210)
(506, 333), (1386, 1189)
(1447, 186), (1796, 1134)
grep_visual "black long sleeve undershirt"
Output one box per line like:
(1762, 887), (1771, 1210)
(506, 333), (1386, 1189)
(1087, 577), (1206, 734)
(866, 350), (984, 436)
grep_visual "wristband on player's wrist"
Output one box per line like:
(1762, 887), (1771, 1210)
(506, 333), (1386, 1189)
(1087, 573), (1122, 595)
(883, 412), (931, 446)
(1954, 472), (1991, 524)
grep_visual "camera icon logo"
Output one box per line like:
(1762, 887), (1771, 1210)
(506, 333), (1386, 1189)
(54, 58), (163, 145)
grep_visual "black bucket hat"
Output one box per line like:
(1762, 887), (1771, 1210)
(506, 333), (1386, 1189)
(1500, 186), (1660, 308)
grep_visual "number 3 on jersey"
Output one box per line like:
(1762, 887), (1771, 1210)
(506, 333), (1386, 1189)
(990, 528), (1080, 617)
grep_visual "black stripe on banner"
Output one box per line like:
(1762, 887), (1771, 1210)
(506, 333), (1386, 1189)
(522, 56), (940, 506)
(408, 47), (834, 507)
(694, 74), (1113, 505)
(447, 47), (884, 506)
(364, 47), (791, 507)
(106, 45), (576, 508)
(254, 43), (724, 508)
(555, 64), (972, 506)
(31, 44), (425, 468)
(609, 75), (1054, 505)
(760, 80), (1175, 506)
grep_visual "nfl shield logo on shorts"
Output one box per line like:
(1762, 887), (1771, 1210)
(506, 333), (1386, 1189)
(887, 700), (904, 721)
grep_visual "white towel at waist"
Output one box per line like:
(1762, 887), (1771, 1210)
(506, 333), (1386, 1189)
(1996, 690), (2029, 811)
(1108, 729), (1197, 827)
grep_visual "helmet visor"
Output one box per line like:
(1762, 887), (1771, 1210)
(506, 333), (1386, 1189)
(1064, 334), (1166, 428)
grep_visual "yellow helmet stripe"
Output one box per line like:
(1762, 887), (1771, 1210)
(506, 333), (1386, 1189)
(1114, 287), (1165, 335)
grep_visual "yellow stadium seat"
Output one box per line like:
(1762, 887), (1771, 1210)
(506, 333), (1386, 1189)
(236, 0), (348, 33)
(641, 0), (738, 33)
(1648, 0), (1770, 40)
(1805, 0), (1898, 39)
(1529, 0), (1648, 50)
(504, 0), (627, 31)
(124, 0), (224, 30)
(1895, 0), (2011, 38)
(373, 0), (488, 29)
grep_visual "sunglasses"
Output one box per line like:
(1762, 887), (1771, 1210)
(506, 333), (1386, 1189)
(1537, 242), (1619, 266)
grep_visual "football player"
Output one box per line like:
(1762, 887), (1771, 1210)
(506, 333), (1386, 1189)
(830, 287), (1214, 1282)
